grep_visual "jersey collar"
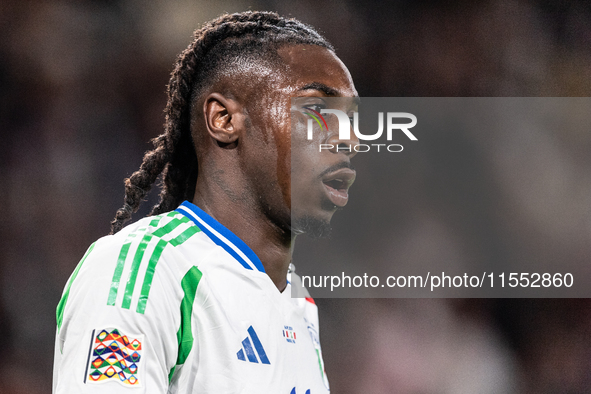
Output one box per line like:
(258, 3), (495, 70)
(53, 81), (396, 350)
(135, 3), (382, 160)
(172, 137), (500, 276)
(176, 201), (266, 273)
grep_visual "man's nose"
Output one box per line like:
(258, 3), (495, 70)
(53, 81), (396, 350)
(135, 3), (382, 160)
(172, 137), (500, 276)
(325, 126), (359, 158)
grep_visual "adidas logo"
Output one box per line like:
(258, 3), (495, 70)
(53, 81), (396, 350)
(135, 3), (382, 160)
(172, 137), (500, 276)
(290, 388), (311, 394)
(236, 326), (270, 364)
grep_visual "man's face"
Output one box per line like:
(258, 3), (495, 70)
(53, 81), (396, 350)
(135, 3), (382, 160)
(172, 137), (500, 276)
(242, 44), (358, 237)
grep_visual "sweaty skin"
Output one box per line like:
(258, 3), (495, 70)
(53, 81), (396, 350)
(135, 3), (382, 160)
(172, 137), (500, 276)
(190, 44), (358, 291)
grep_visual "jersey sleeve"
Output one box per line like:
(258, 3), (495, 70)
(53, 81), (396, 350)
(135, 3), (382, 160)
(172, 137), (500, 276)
(53, 234), (185, 393)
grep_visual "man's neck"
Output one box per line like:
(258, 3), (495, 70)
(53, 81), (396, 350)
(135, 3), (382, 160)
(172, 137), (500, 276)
(192, 185), (293, 292)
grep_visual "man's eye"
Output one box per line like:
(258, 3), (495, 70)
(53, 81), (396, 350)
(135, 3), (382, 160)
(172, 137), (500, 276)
(348, 112), (356, 126)
(304, 105), (324, 113)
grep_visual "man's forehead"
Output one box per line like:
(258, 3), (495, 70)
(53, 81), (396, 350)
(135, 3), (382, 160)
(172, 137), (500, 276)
(277, 45), (357, 97)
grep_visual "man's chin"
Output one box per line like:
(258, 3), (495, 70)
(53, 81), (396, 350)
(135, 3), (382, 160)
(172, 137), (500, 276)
(291, 215), (333, 239)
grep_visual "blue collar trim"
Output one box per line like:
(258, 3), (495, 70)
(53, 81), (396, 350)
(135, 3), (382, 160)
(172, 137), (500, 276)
(176, 201), (265, 273)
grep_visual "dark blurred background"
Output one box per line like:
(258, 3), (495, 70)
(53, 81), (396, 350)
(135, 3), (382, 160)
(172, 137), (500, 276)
(1, 0), (591, 393)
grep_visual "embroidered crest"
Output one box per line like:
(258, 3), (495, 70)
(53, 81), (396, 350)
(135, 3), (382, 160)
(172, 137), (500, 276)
(283, 325), (297, 344)
(305, 318), (329, 390)
(85, 328), (143, 386)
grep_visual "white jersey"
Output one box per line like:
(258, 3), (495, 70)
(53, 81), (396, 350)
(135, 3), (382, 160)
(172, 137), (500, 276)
(53, 201), (329, 394)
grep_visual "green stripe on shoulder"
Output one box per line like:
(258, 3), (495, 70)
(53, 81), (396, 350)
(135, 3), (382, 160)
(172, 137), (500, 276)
(107, 212), (175, 308)
(169, 225), (200, 247)
(176, 266), (202, 366)
(107, 234), (136, 306)
(135, 238), (168, 314)
(152, 216), (190, 238)
(106, 210), (202, 315)
(56, 242), (96, 332)
(121, 232), (154, 309)
(135, 223), (201, 314)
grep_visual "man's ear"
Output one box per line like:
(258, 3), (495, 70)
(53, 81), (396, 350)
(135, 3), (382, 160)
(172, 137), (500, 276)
(203, 93), (244, 146)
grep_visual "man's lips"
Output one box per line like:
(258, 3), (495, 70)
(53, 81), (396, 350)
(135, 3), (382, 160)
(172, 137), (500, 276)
(321, 168), (356, 208)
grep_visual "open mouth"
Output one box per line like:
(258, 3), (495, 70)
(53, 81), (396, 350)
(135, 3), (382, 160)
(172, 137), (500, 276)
(321, 168), (356, 208)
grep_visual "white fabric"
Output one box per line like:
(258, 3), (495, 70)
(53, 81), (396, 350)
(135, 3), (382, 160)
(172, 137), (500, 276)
(53, 204), (329, 394)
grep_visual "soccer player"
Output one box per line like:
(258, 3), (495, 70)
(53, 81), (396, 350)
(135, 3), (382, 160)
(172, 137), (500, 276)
(53, 11), (358, 393)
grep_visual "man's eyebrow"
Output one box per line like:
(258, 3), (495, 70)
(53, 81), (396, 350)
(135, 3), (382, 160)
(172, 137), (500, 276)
(298, 82), (340, 96)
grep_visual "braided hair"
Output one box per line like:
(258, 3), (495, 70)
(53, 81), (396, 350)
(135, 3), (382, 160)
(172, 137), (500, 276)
(110, 11), (334, 234)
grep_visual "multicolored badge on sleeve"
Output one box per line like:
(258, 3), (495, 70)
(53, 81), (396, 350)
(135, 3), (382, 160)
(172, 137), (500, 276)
(84, 328), (143, 387)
